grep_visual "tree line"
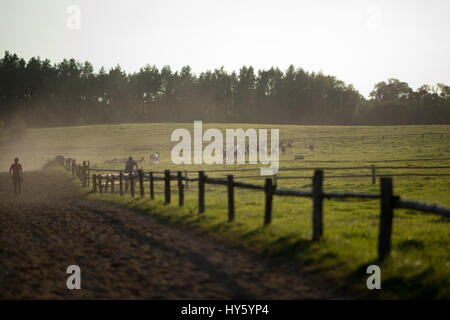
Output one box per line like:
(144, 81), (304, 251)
(1, 51), (449, 129)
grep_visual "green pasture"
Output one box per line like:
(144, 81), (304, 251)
(7, 122), (450, 298)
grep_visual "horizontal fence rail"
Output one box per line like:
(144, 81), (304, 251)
(394, 198), (450, 218)
(298, 132), (450, 143)
(279, 157), (450, 163)
(62, 156), (450, 261)
(232, 173), (450, 181)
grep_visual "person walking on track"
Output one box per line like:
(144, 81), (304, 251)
(9, 157), (23, 199)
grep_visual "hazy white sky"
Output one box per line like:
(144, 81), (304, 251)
(0, 0), (449, 97)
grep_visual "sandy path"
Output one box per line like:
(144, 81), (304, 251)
(0, 169), (348, 299)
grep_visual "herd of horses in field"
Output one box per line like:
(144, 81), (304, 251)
(100, 139), (315, 166)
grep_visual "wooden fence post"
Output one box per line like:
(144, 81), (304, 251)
(177, 171), (184, 206)
(264, 178), (273, 225)
(371, 165), (376, 185)
(82, 161), (87, 187)
(149, 172), (154, 200)
(199, 171), (205, 213)
(87, 161), (90, 186)
(130, 173), (135, 198)
(227, 175), (235, 222)
(119, 171), (123, 196)
(104, 175), (109, 192)
(312, 170), (324, 241)
(164, 170), (171, 204)
(378, 178), (394, 260)
(138, 170), (144, 198)
(72, 160), (75, 176)
(93, 174), (97, 193)
(111, 175), (115, 194)
(98, 175), (103, 194)
(184, 170), (189, 190)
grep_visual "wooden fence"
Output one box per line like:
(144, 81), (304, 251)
(177, 164), (450, 184)
(62, 156), (450, 261)
(300, 131), (450, 143)
(82, 164), (450, 187)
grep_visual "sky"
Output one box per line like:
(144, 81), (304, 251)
(0, 0), (449, 97)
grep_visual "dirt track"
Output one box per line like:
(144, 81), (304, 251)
(0, 169), (348, 299)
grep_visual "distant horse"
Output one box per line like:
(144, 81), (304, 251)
(150, 152), (160, 164)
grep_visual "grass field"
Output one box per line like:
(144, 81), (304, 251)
(4, 123), (450, 298)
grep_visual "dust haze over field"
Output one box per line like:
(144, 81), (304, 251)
(0, 122), (150, 172)
(0, 139), (51, 172)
